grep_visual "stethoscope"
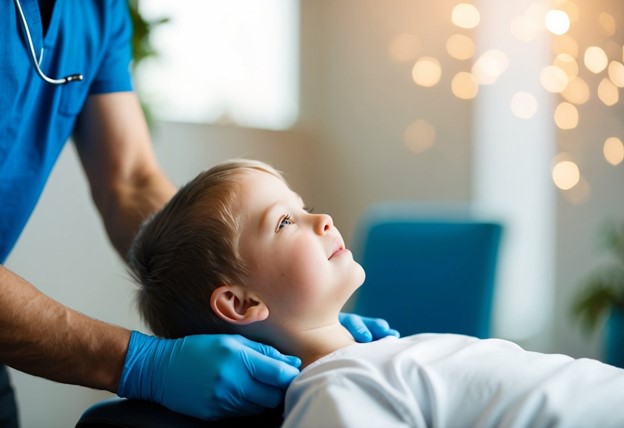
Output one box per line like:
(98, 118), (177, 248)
(13, 0), (83, 85)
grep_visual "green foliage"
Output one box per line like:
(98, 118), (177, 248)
(572, 219), (624, 334)
(127, 0), (169, 127)
(128, 0), (169, 69)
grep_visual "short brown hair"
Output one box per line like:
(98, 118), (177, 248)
(128, 159), (285, 338)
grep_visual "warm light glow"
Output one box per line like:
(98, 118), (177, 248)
(554, 53), (578, 77)
(556, 0), (580, 21)
(598, 78), (619, 106)
(451, 72), (479, 99)
(510, 15), (539, 42)
(446, 34), (476, 60)
(552, 35), (578, 57)
(472, 49), (509, 85)
(552, 159), (580, 190)
(388, 33), (421, 63)
(584, 46), (608, 73)
(411, 57), (442, 87)
(452, 4), (480, 29)
(608, 61), (624, 87)
(604, 137), (624, 166)
(540, 65), (568, 93)
(510, 91), (538, 119)
(554, 102), (578, 129)
(561, 77), (590, 105)
(599, 12), (616, 36)
(403, 119), (436, 154)
(545, 10), (570, 35)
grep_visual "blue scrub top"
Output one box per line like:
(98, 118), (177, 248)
(0, 0), (133, 262)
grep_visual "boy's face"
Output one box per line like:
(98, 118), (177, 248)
(236, 170), (365, 327)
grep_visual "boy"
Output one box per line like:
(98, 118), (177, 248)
(129, 159), (624, 427)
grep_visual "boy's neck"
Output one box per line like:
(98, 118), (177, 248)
(253, 321), (358, 369)
(296, 323), (358, 368)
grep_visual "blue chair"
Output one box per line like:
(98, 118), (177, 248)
(350, 202), (503, 339)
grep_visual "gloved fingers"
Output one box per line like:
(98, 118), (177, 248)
(238, 380), (285, 410)
(339, 312), (373, 342)
(339, 312), (401, 342)
(235, 335), (301, 367)
(239, 346), (300, 389)
(360, 316), (400, 340)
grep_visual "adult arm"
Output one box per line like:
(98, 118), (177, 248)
(0, 265), (129, 392)
(73, 92), (176, 259)
(0, 67), (170, 396)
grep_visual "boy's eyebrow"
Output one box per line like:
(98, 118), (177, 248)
(258, 202), (281, 233)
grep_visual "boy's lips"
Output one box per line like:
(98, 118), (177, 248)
(329, 239), (346, 259)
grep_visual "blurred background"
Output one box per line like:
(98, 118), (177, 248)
(5, 0), (624, 426)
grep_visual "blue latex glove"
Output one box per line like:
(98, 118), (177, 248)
(118, 331), (301, 420)
(339, 312), (400, 342)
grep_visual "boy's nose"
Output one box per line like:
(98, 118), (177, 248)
(314, 213), (333, 234)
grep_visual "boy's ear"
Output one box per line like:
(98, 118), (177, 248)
(210, 285), (269, 325)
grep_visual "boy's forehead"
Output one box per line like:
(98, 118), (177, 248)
(239, 169), (303, 213)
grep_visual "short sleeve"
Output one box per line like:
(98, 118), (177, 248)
(89, 0), (133, 95)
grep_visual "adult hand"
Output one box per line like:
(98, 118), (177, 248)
(118, 331), (301, 420)
(339, 312), (400, 342)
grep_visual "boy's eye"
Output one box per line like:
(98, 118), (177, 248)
(277, 214), (294, 231)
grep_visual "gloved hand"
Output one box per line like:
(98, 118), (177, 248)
(118, 331), (301, 420)
(339, 312), (400, 342)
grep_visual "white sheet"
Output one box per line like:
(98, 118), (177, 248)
(283, 334), (624, 428)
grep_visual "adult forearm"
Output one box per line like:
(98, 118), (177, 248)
(98, 172), (176, 260)
(0, 265), (130, 392)
(73, 92), (177, 261)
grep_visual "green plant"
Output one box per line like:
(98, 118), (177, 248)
(127, 0), (169, 126)
(572, 219), (624, 334)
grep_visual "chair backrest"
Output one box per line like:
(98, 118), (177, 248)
(350, 202), (503, 339)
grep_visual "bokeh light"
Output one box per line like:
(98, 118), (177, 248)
(597, 77), (619, 106)
(411, 56), (442, 87)
(545, 10), (570, 35)
(584, 46), (608, 73)
(446, 34), (476, 60)
(472, 49), (509, 85)
(608, 61), (624, 87)
(555, 0), (579, 23)
(510, 91), (538, 119)
(388, 33), (421, 63)
(451, 72), (479, 100)
(403, 119), (436, 154)
(599, 12), (616, 37)
(540, 65), (568, 93)
(554, 102), (578, 129)
(552, 158), (580, 190)
(554, 53), (578, 77)
(604, 137), (624, 166)
(452, 4), (480, 29)
(561, 77), (590, 105)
